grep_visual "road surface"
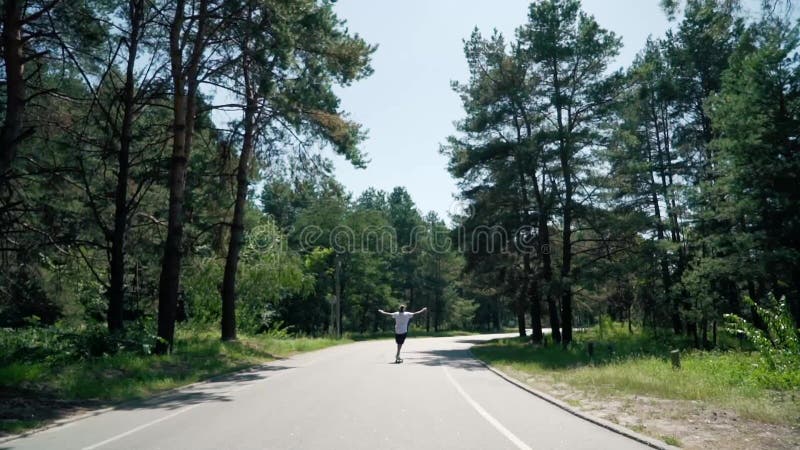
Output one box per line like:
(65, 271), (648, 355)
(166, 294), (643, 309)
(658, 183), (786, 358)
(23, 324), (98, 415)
(5, 334), (652, 450)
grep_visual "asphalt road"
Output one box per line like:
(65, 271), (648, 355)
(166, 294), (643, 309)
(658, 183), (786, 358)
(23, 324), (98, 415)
(5, 333), (652, 450)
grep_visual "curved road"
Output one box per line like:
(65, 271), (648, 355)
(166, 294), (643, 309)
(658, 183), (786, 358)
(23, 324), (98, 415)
(6, 334), (652, 450)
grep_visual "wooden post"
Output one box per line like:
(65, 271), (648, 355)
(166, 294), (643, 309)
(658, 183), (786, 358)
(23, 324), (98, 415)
(670, 349), (681, 369)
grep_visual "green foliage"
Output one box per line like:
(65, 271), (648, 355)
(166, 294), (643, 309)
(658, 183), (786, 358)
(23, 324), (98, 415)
(5, 4), (800, 435)
(0, 321), (158, 366)
(473, 323), (800, 425)
(0, 328), (347, 408)
(185, 221), (312, 334)
(0, 264), (60, 327)
(724, 295), (800, 382)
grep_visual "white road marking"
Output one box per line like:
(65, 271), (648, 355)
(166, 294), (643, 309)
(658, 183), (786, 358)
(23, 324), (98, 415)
(81, 403), (201, 450)
(442, 365), (533, 450)
(80, 367), (294, 450)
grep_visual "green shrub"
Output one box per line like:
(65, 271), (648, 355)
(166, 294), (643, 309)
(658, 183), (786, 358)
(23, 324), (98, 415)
(183, 222), (312, 334)
(0, 321), (158, 367)
(724, 294), (800, 388)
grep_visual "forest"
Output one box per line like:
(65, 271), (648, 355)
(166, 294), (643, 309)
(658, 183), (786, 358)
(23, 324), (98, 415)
(446, 0), (800, 349)
(1, 0), (799, 361)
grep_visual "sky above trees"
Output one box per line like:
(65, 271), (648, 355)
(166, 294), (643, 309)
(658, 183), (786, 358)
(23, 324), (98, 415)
(331, 0), (672, 219)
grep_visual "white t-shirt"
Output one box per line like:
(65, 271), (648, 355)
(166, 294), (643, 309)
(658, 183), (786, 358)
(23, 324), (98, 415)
(392, 312), (414, 334)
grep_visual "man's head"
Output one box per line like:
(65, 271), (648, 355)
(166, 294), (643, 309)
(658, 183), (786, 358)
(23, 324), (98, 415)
(399, 304), (406, 313)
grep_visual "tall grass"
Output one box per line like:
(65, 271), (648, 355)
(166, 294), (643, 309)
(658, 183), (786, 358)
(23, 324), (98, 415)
(0, 328), (348, 402)
(472, 323), (800, 425)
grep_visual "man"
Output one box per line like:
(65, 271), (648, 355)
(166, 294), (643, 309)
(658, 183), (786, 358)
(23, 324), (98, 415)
(378, 305), (427, 363)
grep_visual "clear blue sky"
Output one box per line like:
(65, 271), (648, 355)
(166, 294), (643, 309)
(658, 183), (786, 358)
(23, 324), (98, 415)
(330, 0), (672, 219)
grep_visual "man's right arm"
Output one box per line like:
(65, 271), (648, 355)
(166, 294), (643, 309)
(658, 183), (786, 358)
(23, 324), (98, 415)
(413, 307), (428, 315)
(378, 309), (392, 316)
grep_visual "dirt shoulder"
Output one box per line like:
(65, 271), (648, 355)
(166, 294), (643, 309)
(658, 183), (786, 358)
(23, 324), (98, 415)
(501, 366), (800, 450)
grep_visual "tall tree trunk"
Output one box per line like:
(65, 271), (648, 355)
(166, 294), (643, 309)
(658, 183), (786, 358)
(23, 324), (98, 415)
(493, 296), (501, 331)
(0, 0), (25, 185)
(156, 0), (208, 354)
(335, 256), (342, 338)
(527, 254), (543, 343)
(221, 33), (257, 342)
(434, 256), (441, 332)
(515, 102), (545, 344)
(532, 171), (560, 343)
(540, 220), (561, 343)
(426, 297), (431, 332)
(701, 317), (709, 349)
(516, 281), (527, 337)
(513, 148), (528, 339)
(645, 122), (679, 333)
(712, 320), (717, 347)
(551, 62), (575, 346)
(651, 107), (686, 333)
(107, 0), (144, 333)
(557, 111), (574, 346)
(434, 292), (440, 332)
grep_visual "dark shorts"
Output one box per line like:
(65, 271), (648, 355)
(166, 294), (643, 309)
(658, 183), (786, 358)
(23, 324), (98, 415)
(395, 333), (407, 345)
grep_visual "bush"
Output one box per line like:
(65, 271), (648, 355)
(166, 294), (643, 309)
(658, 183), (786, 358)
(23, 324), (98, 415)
(0, 265), (62, 327)
(183, 222), (313, 335)
(724, 294), (800, 388)
(0, 321), (158, 367)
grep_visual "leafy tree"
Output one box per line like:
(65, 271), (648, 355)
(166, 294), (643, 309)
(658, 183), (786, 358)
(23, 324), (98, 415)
(446, 28), (551, 340)
(217, 0), (374, 341)
(518, 0), (621, 344)
(702, 15), (800, 327)
(386, 187), (424, 310)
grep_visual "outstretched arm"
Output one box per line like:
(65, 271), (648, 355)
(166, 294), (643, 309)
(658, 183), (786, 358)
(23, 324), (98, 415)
(412, 307), (428, 315)
(377, 309), (393, 316)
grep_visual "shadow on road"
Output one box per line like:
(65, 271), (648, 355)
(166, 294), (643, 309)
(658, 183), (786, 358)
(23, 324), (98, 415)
(118, 390), (234, 411)
(114, 365), (291, 412)
(207, 365), (288, 384)
(405, 349), (485, 370)
(452, 338), (491, 345)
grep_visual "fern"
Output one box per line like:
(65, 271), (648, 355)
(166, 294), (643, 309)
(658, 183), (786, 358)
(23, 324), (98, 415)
(724, 294), (800, 372)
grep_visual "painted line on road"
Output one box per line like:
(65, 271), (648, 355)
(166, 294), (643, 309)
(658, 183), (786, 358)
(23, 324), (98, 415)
(468, 350), (676, 450)
(79, 367), (296, 449)
(441, 365), (532, 450)
(81, 403), (201, 450)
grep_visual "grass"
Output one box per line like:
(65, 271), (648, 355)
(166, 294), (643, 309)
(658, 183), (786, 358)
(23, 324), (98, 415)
(0, 419), (42, 435)
(1, 329), (346, 402)
(0, 328), (348, 434)
(471, 324), (800, 426)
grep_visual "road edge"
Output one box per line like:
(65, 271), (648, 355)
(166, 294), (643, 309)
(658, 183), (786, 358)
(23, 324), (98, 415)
(468, 348), (680, 450)
(0, 362), (269, 445)
(0, 341), (355, 445)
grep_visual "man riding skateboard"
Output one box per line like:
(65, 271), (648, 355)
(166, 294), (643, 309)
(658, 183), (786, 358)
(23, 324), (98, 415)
(378, 305), (427, 363)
